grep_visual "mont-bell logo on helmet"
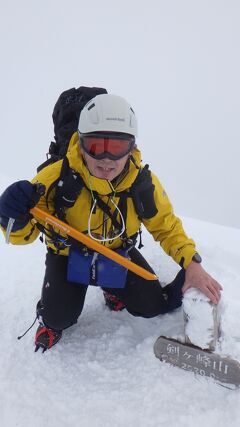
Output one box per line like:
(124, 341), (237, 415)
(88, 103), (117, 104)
(106, 117), (125, 122)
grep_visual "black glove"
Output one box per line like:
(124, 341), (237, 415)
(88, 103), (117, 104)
(0, 181), (44, 231)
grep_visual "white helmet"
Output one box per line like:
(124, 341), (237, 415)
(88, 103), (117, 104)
(78, 94), (137, 137)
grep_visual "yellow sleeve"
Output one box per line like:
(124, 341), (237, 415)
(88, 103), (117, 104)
(143, 173), (197, 269)
(2, 160), (63, 245)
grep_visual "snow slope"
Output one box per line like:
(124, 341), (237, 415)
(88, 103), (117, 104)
(0, 175), (240, 427)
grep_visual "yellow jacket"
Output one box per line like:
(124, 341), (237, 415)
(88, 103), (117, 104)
(5, 132), (196, 269)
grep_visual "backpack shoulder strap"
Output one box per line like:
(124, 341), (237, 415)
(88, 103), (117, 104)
(46, 157), (84, 221)
(46, 160), (157, 237)
(130, 165), (158, 219)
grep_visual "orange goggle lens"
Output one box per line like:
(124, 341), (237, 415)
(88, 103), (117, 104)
(81, 135), (135, 160)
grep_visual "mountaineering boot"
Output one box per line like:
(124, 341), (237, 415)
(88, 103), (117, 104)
(35, 324), (62, 352)
(103, 291), (126, 311)
(35, 300), (62, 352)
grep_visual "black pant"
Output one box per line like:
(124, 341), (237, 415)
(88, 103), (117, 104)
(39, 248), (185, 331)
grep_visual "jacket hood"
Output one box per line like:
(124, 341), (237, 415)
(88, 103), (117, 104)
(66, 132), (142, 195)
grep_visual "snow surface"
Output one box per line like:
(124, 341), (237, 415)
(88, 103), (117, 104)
(183, 288), (221, 350)
(0, 175), (240, 427)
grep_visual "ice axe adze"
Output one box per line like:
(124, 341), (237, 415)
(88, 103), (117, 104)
(29, 206), (158, 281)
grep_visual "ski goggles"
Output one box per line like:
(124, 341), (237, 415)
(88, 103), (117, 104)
(79, 132), (135, 160)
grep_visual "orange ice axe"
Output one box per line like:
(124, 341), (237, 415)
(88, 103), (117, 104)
(30, 207), (158, 281)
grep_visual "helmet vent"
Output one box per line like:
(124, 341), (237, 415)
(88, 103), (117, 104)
(88, 103), (95, 111)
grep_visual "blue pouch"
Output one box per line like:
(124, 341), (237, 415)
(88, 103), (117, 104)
(67, 247), (128, 289)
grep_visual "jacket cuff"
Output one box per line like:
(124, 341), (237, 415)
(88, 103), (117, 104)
(179, 248), (197, 270)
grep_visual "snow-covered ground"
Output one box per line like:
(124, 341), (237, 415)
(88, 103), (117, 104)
(0, 174), (240, 427)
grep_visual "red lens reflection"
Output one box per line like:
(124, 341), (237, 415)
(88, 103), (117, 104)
(83, 137), (132, 157)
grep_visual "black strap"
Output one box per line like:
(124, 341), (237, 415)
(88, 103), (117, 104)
(46, 157), (84, 222)
(130, 165), (158, 219)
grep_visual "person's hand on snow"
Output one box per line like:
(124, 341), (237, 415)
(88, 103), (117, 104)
(182, 262), (222, 304)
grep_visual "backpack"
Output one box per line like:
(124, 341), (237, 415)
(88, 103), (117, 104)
(37, 86), (107, 172)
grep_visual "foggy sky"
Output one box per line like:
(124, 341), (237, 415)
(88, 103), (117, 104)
(0, 0), (239, 228)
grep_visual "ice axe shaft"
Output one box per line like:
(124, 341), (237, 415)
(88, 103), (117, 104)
(30, 206), (158, 281)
